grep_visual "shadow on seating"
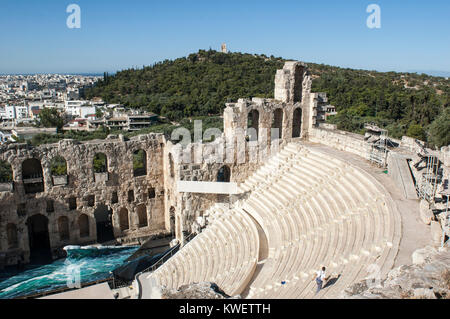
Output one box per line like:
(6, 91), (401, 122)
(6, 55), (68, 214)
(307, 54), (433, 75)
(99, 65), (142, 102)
(323, 274), (341, 289)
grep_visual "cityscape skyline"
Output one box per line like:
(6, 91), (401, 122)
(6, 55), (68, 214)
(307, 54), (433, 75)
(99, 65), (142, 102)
(0, 0), (449, 75)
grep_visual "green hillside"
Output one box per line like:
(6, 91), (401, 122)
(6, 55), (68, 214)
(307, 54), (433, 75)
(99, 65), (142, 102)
(86, 50), (450, 148)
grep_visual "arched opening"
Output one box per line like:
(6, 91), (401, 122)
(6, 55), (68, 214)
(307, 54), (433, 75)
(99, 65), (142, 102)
(247, 109), (259, 141)
(50, 156), (67, 176)
(94, 204), (114, 243)
(79, 214), (90, 238)
(169, 206), (175, 234)
(58, 216), (70, 241)
(272, 108), (283, 140)
(22, 158), (44, 194)
(292, 107), (302, 138)
(293, 64), (304, 102)
(7, 223), (18, 249)
(93, 153), (107, 173)
(169, 154), (175, 178)
(26, 214), (51, 263)
(133, 150), (147, 177)
(137, 204), (148, 228)
(217, 165), (231, 183)
(119, 208), (129, 232)
(0, 160), (13, 183)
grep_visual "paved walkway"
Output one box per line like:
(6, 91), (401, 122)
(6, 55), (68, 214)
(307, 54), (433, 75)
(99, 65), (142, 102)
(39, 282), (115, 299)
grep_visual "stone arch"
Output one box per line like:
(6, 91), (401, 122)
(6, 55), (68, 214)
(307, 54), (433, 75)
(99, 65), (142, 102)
(292, 107), (302, 138)
(27, 214), (51, 262)
(217, 165), (231, 183)
(133, 149), (147, 177)
(94, 204), (114, 243)
(137, 204), (148, 228)
(58, 216), (70, 241)
(22, 158), (44, 193)
(7, 223), (18, 249)
(272, 108), (283, 140)
(50, 156), (67, 176)
(93, 153), (108, 173)
(119, 208), (129, 231)
(0, 160), (13, 183)
(169, 153), (175, 178)
(247, 109), (259, 141)
(79, 214), (90, 238)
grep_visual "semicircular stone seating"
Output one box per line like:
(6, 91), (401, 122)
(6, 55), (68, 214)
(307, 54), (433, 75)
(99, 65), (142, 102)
(146, 142), (401, 299)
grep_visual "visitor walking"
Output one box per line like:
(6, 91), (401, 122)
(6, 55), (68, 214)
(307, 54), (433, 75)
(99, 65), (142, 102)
(313, 267), (328, 294)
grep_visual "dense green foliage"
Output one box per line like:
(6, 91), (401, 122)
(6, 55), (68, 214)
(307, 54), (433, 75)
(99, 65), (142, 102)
(86, 50), (284, 120)
(0, 160), (12, 182)
(427, 107), (450, 147)
(50, 156), (67, 176)
(311, 64), (449, 146)
(86, 50), (449, 148)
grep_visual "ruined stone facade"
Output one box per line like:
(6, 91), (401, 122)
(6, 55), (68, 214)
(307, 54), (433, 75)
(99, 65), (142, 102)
(0, 134), (167, 265)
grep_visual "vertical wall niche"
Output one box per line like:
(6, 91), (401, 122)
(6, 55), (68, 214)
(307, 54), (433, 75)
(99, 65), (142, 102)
(127, 190), (134, 202)
(58, 216), (70, 241)
(217, 165), (231, 183)
(119, 208), (129, 231)
(87, 195), (95, 207)
(79, 214), (89, 238)
(292, 107), (302, 138)
(137, 204), (148, 228)
(169, 206), (175, 234)
(46, 200), (55, 213)
(169, 154), (175, 178)
(247, 109), (259, 141)
(7, 223), (18, 248)
(68, 197), (77, 211)
(148, 187), (156, 199)
(272, 108), (283, 140)
(111, 191), (118, 204)
(17, 203), (26, 217)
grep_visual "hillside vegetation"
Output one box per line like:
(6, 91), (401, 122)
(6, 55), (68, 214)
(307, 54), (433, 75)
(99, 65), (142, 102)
(85, 50), (449, 148)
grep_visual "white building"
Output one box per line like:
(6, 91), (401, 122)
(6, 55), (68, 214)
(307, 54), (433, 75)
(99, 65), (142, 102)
(64, 100), (96, 119)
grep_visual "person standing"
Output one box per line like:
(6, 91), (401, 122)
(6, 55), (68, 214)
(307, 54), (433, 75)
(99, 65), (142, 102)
(314, 266), (328, 294)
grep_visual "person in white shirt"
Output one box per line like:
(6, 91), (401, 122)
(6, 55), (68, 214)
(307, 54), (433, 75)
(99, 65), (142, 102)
(313, 266), (328, 294)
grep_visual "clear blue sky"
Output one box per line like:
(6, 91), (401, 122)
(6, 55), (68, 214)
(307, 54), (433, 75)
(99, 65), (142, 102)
(1, 0), (449, 74)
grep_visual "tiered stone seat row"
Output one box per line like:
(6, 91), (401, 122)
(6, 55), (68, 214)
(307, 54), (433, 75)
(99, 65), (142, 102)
(239, 143), (400, 299)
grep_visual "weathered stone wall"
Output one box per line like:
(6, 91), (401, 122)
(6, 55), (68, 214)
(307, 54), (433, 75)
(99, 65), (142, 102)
(0, 134), (167, 265)
(308, 127), (368, 158)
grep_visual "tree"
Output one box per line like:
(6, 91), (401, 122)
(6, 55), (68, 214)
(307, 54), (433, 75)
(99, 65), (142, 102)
(428, 108), (450, 148)
(37, 108), (64, 131)
(406, 124), (426, 141)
